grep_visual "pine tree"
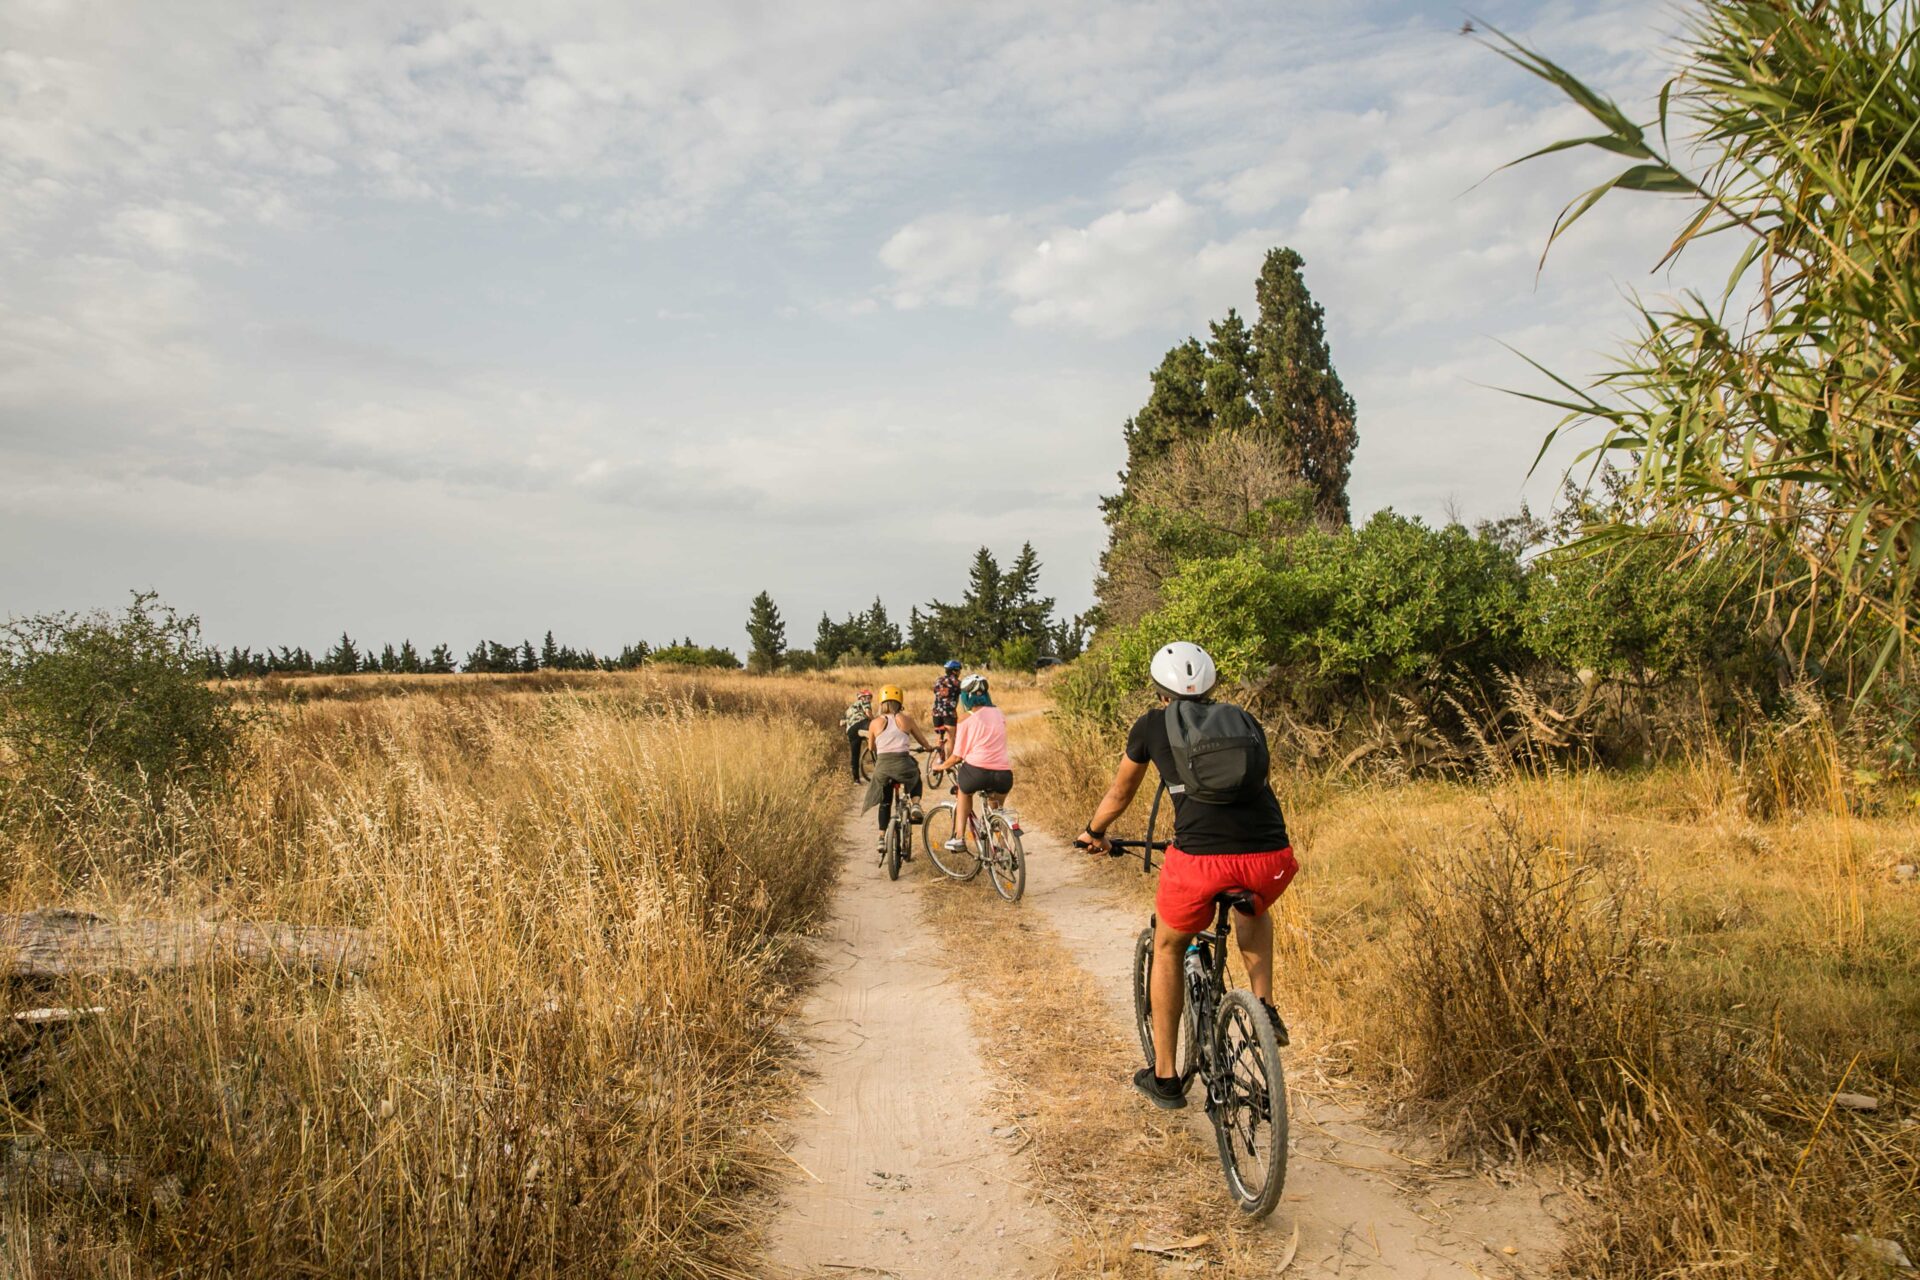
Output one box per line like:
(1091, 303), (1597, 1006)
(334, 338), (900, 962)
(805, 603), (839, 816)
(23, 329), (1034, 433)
(1251, 247), (1356, 525)
(860, 596), (901, 656)
(398, 639), (422, 673)
(517, 641), (538, 673)
(427, 643), (456, 674)
(1204, 310), (1258, 435)
(745, 591), (787, 672)
(816, 612), (845, 664)
(324, 632), (360, 675)
(379, 643), (400, 672)
(1001, 542), (1055, 640)
(540, 630), (560, 670)
(1112, 339), (1214, 510)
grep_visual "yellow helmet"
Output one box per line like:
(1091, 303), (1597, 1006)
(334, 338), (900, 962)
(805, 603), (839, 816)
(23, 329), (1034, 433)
(880, 684), (905, 705)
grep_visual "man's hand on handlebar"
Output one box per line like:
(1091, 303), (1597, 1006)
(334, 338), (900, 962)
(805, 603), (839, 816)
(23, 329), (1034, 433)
(1074, 825), (1111, 856)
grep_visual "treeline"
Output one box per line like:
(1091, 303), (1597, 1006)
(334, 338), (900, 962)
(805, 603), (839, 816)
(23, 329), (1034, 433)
(748, 542), (1088, 672)
(205, 631), (737, 680)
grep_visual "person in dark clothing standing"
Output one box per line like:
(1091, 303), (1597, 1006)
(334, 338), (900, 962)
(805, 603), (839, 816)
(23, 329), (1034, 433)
(841, 689), (873, 782)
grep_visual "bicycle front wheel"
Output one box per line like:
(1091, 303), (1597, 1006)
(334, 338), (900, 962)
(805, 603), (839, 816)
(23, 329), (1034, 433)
(984, 813), (1025, 902)
(885, 815), (904, 881)
(923, 803), (981, 880)
(1210, 990), (1288, 1217)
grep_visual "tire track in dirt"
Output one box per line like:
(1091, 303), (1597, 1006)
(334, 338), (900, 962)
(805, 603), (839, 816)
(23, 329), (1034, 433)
(765, 806), (1063, 1279)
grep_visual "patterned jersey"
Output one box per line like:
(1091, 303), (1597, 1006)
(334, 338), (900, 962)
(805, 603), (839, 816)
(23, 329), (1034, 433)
(842, 698), (872, 731)
(930, 674), (960, 721)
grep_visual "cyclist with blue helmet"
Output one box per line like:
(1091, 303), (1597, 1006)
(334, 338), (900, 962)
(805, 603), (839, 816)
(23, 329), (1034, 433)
(930, 659), (963, 756)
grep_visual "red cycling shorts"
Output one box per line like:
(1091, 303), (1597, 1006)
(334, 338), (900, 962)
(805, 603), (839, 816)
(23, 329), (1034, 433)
(1154, 846), (1298, 934)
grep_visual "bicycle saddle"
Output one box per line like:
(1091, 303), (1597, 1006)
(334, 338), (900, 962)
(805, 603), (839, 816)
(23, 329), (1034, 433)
(1213, 889), (1260, 913)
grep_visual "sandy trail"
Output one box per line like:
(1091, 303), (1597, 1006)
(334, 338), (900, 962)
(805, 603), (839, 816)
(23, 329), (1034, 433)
(765, 806), (1063, 1279)
(769, 709), (1562, 1278)
(1017, 824), (1568, 1278)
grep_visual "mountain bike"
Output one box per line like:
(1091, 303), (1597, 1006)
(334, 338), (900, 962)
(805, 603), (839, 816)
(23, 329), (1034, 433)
(921, 788), (1025, 901)
(875, 748), (934, 882)
(1109, 785), (1288, 1217)
(877, 776), (912, 881)
(925, 726), (953, 790)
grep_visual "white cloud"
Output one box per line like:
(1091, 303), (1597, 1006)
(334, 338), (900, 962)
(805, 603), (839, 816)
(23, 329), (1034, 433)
(1005, 195), (1218, 336)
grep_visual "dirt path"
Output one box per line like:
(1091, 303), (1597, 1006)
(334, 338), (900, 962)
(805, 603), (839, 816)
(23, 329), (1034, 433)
(1017, 826), (1568, 1277)
(769, 739), (1563, 1277)
(765, 807), (1063, 1278)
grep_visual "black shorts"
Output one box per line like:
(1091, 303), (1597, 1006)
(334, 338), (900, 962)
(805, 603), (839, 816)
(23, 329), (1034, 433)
(932, 713), (957, 729)
(953, 763), (1013, 796)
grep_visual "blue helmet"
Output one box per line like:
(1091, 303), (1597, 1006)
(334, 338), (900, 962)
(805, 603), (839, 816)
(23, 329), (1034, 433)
(944, 659), (962, 671)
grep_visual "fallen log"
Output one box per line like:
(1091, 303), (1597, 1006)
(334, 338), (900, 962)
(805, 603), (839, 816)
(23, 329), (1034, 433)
(0, 909), (377, 979)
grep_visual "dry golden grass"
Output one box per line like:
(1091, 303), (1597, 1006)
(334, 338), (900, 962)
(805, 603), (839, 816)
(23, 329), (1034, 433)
(1021, 710), (1920, 1278)
(1, 675), (846, 1277)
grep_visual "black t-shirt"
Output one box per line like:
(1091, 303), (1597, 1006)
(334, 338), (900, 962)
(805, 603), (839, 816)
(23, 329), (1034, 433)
(1125, 704), (1290, 855)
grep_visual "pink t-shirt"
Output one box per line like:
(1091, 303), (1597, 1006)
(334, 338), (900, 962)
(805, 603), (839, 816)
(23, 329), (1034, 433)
(952, 706), (1012, 770)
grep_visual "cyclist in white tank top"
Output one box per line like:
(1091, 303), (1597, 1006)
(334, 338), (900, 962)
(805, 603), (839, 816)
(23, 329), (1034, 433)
(873, 714), (913, 753)
(862, 685), (937, 855)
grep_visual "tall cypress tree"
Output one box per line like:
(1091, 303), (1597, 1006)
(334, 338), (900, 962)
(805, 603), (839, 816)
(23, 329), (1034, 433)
(745, 591), (787, 672)
(1251, 247), (1357, 525)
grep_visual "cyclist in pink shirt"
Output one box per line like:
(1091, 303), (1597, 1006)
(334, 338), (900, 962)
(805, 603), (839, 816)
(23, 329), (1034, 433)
(934, 674), (1013, 856)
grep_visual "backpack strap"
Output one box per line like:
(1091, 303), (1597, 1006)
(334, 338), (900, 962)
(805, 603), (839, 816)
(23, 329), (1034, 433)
(1162, 701), (1199, 796)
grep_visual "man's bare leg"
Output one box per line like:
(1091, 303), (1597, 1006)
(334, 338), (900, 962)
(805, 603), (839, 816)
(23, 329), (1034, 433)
(1150, 921), (1193, 1078)
(1234, 907), (1273, 1003)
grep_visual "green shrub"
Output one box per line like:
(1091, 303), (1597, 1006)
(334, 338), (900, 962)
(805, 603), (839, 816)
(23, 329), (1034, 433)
(0, 592), (241, 809)
(990, 636), (1039, 672)
(1061, 513), (1528, 726)
(1524, 541), (1766, 684)
(649, 643), (741, 670)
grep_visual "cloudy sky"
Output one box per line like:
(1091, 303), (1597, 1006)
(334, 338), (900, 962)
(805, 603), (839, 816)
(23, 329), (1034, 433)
(1, 0), (1709, 656)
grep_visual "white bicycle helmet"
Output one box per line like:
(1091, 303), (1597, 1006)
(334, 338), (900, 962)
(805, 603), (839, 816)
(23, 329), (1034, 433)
(1150, 641), (1217, 699)
(960, 672), (988, 694)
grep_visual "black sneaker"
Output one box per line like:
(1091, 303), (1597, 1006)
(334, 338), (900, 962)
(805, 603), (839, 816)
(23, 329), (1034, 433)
(1260, 999), (1291, 1047)
(1132, 1068), (1187, 1110)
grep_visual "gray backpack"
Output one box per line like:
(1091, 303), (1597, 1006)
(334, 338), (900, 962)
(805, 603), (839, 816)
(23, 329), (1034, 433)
(1164, 699), (1268, 804)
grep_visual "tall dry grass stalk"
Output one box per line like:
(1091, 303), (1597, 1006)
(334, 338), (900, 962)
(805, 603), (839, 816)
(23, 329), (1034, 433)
(1, 682), (844, 1277)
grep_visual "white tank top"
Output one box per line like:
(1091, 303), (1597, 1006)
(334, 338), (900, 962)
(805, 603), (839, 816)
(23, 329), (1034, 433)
(873, 714), (912, 754)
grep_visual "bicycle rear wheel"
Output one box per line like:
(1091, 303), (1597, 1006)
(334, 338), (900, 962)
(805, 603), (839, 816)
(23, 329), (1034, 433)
(923, 803), (981, 880)
(1131, 928), (1197, 1087)
(858, 742), (876, 781)
(1210, 990), (1288, 1217)
(984, 812), (1025, 902)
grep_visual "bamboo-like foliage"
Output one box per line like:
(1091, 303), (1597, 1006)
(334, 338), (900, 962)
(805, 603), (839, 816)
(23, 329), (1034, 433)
(1498, 0), (1920, 686)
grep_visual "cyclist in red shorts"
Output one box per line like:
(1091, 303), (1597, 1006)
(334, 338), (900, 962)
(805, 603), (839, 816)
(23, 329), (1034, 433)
(1074, 641), (1297, 1109)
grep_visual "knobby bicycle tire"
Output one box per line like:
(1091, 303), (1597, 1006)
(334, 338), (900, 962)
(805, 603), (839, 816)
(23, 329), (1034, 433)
(1210, 989), (1288, 1217)
(985, 812), (1025, 902)
(1130, 927), (1198, 1089)
(923, 803), (981, 880)
(886, 814), (904, 881)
